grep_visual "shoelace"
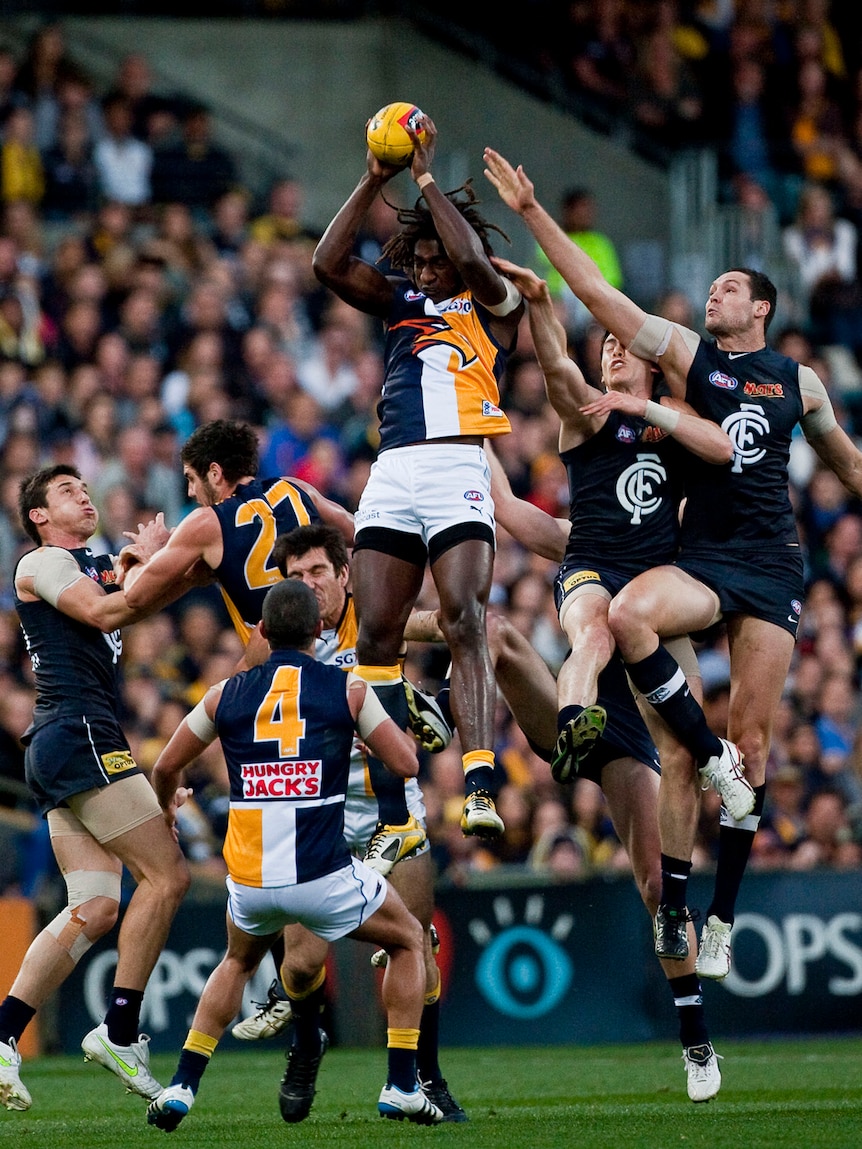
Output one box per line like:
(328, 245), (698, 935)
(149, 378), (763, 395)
(684, 1045), (723, 1068)
(468, 792), (494, 811)
(671, 907), (701, 925)
(365, 826), (393, 860)
(422, 1079), (460, 1112)
(248, 980), (281, 1016)
(700, 926), (728, 959)
(284, 1048), (321, 1090)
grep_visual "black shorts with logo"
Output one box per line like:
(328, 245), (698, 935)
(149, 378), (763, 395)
(24, 712), (139, 816)
(675, 545), (805, 638)
(553, 555), (646, 615)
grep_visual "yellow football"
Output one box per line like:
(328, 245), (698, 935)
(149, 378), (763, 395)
(366, 101), (427, 167)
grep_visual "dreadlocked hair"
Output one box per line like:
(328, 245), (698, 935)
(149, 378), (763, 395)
(379, 179), (511, 274)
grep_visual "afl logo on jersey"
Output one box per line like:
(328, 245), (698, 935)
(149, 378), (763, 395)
(709, 370), (738, 390)
(616, 424), (637, 444)
(405, 289), (425, 302)
(463, 490), (485, 504)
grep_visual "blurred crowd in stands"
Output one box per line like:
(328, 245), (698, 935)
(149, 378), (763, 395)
(2, 10), (862, 902)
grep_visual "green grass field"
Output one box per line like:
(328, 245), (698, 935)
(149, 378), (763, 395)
(2, 1036), (860, 1149)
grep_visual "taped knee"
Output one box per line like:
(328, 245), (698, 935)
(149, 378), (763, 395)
(46, 870), (121, 963)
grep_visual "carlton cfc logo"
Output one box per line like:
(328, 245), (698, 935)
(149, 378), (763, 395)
(464, 490), (484, 503)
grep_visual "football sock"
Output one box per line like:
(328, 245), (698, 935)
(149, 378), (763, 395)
(463, 749), (496, 794)
(171, 1033), (216, 1093)
(557, 703), (584, 732)
(268, 934), (289, 1000)
(417, 974), (442, 1083)
(285, 969), (326, 1054)
(660, 853), (692, 910)
(626, 646), (722, 766)
(104, 986), (144, 1046)
(355, 667), (410, 825)
(669, 973), (709, 1048)
(706, 784), (766, 925)
(0, 995), (36, 1044)
(387, 1028), (420, 1093)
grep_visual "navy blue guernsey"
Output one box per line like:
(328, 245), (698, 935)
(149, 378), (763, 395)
(215, 649), (356, 886)
(211, 477), (320, 641)
(14, 548), (123, 732)
(681, 342), (803, 550)
(561, 410), (684, 571)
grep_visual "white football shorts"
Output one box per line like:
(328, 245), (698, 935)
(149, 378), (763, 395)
(226, 858), (388, 942)
(354, 442), (495, 542)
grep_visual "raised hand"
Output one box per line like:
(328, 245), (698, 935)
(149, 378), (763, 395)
(490, 255), (549, 303)
(483, 147), (537, 214)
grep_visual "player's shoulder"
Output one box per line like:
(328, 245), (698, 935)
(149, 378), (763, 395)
(172, 504), (220, 540)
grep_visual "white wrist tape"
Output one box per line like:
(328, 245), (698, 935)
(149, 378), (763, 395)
(644, 400), (681, 433)
(484, 278), (523, 317)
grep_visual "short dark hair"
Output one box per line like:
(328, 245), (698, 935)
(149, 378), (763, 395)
(19, 465), (82, 544)
(262, 579), (320, 649)
(726, 267), (778, 334)
(273, 523), (350, 579)
(180, 419), (259, 483)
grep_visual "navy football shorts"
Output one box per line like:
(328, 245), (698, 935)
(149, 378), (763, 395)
(675, 545), (805, 638)
(24, 712), (139, 816)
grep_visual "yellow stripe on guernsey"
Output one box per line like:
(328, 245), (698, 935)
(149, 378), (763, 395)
(224, 806), (266, 885)
(220, 589), (254, 645)
(223, 797), (343, 886)
(415, 294), (510, 439)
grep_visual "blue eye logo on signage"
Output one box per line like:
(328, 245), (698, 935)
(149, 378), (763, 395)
(475, 923), (573, 1018)
(468, 894), (574, 1019)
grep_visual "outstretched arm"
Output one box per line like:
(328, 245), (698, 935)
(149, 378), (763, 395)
(484, 148), (701, 395)
(152, 685), (221, 834)
(484, 148), (646, 346)
(411, 120), (519, 321)
(807, 423), (862, 498)
(492, 256), (596, 429)
(312, 152), (402, 317)
(578, 390), (734, 464)
(123, 508), (218, 611)
(486, 439), (567, 562)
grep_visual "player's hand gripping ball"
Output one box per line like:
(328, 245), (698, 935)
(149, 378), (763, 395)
(366, 102), (427, 166)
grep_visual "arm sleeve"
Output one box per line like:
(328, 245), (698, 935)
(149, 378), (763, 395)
(185, 696), (219, 744)
(17, 547), (87, 607)
(799, 365), (838, 438)
(628, 315), (700, 360)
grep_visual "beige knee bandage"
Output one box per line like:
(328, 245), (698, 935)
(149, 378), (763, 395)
(45, 870), (121, 963)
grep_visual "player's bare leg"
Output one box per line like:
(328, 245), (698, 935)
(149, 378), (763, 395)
(432, 538), (502, 837)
